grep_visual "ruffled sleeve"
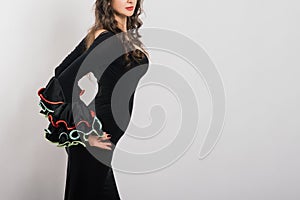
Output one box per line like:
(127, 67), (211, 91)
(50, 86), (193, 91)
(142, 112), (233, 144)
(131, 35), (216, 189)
(37, 76), (106, 147)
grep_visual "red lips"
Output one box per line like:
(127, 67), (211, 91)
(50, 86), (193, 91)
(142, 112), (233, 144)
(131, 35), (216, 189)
(126, 6), (134, 11)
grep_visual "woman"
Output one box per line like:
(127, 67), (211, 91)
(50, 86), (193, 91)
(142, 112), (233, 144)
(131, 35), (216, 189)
(37, 0), (149, 199)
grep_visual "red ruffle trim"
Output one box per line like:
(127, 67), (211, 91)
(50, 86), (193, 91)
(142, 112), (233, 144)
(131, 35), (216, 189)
(38, 87), (94, 130)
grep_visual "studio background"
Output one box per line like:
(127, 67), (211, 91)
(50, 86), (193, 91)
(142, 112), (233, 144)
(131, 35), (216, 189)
(0, 0), (299, 199)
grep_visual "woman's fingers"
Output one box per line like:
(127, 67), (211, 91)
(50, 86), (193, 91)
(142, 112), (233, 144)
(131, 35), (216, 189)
(88, 134), (112, 150)
(98, 131), (111, 141)
(95, 141), (112, 150)
(103, 131), (111, 138)
(98, 136), (111, 141)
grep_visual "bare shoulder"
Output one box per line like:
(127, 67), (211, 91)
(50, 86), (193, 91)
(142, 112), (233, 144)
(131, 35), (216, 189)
(94, 29), (109, 39)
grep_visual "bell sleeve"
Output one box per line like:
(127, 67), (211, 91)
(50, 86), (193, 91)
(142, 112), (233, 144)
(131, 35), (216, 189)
(37, 76), (105, 148)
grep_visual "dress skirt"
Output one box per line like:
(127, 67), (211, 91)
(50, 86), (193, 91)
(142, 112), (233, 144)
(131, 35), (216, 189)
(64, 145), (121, 200)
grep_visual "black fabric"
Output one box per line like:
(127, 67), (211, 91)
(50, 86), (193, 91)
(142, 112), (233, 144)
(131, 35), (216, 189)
(37, 30), (149, 199)
(64, 145), (120, 200)
(54, 36), (87, 77)
(37, 76), (96, 147)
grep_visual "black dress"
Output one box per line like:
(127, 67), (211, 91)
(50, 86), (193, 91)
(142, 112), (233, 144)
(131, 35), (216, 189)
(37, 30), (149, 200)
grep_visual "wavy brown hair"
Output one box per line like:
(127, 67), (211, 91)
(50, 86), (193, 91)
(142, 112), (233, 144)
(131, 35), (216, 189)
(84, 0), (149, 69)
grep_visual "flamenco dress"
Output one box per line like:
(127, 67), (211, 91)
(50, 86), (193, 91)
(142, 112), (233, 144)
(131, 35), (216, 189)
(37, 30), (149, 200)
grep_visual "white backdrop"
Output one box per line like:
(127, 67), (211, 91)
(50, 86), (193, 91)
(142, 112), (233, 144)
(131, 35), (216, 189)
(0, 0), (299, 199)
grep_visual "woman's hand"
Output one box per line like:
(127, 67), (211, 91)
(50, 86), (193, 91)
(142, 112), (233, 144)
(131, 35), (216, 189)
(88, 132), (112, 150)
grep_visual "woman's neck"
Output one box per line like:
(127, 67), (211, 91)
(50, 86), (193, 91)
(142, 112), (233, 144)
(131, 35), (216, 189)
(114, 13), (127, 32)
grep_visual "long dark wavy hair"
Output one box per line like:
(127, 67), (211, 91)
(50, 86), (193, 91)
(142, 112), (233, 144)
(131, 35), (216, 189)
(84, 0), (149, 69)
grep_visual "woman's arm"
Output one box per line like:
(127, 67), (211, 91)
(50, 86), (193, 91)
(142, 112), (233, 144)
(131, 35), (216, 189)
(54, 36), (87, 77)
